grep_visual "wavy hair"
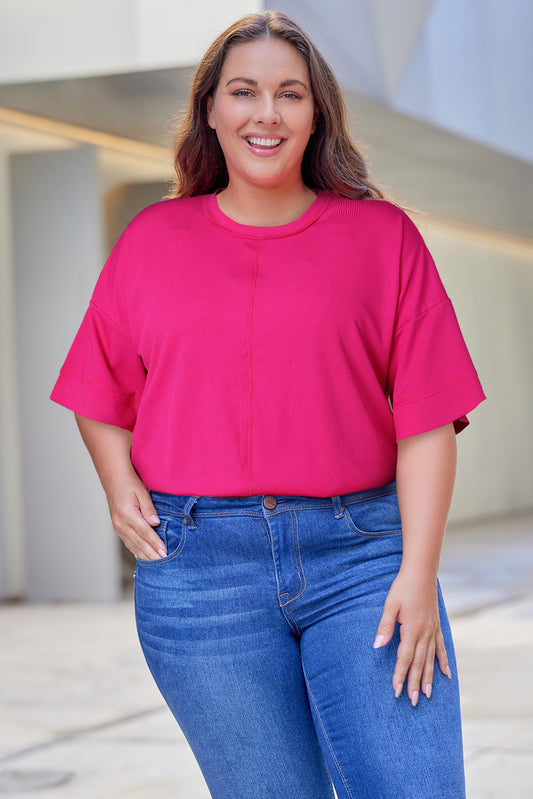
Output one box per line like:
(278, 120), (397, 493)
(165, 10), (389, 201)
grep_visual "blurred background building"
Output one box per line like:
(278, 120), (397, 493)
(0, 0), (531, 601)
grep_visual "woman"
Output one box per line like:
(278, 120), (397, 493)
(51, 11), (485, 798)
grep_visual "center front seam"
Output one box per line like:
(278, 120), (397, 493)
(262, 506), (307, 615)
(247, 241), (260, 494)
(278, 509), (306, 607)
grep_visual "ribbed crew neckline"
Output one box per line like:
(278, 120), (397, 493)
(204, 189), (332, 238)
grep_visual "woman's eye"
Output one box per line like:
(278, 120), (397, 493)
(231, 89), (301, 100)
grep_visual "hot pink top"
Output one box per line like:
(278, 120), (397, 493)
(50, 191), (485, 497)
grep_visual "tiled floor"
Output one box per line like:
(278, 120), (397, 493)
(1, 511), (532, 798)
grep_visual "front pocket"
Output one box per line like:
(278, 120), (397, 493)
(135, 514), (187, 565)
(342, 491), (403, 538)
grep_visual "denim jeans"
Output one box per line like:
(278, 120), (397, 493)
(134, 481), (466, 799)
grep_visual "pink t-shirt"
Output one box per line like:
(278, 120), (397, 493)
(50, 191), (486, 497)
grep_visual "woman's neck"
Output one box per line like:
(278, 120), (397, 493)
(215, 183), (318, 227)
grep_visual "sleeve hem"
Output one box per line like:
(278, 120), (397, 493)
(50, 371), (138, 431)
(55, 367), (139, 408)
(393, 373), (477, 412)
(394, 376), (486, 441)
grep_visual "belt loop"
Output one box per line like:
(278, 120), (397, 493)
(183, 495), (200, 530)
(331, 495), (345, 519)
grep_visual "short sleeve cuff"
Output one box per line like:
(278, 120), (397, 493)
(393, 375), (486, 441)
(50, 371), (138, 431)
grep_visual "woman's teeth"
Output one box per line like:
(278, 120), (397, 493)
(246, 137), (282, 148)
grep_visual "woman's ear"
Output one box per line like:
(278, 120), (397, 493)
(206, 95), (216, 129)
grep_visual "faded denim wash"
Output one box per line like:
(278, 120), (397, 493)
(134, 481), (465, 799)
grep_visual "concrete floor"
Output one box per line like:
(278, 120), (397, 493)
(1, 511), (532, 798)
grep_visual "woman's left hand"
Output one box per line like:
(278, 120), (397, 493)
(372, 567), (451, 706)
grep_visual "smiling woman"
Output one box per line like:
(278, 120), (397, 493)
(50, 9), (485, 799)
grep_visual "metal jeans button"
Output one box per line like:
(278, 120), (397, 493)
(263, 495), (277, 510)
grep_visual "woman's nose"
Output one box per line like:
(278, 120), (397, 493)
(252, 95), (281, 126)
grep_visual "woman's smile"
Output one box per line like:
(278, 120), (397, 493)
(243, 134), (286, 155)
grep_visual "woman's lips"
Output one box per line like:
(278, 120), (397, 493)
(243, 136), (285, 156)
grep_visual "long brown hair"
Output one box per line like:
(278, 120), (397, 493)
(165, 11), (389, 201)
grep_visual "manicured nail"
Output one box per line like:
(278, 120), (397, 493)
(446, 665), (452, 679)
(157, 548), (166, 558)
(373, 635), (387, 649)
(150, 515), (160, 525)
(394, 683), (403, 698)
(424, 683), (432, 699)
(411, 690), (419, 707)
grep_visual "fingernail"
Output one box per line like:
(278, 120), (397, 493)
(446, 665), (452, 679)
(157, 548), (166, 558)
(411, 690), (419, 707)
(394, 683), (403, 698)
(373, 635), (387, 649)
(150, 515), (160, 525)
(424, 683), (432, 699)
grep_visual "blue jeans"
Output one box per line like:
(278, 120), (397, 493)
(134, 481), (465, 799)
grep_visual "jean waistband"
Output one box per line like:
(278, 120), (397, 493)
(150, 480), (397, 518)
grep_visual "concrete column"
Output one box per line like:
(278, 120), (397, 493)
(10, 145), (121, 600)
(0, 152), (25, 599)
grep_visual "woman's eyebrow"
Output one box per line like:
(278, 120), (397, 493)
(225, 77), (309, 90)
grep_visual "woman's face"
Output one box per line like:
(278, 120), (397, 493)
(207, 38), (317, 193)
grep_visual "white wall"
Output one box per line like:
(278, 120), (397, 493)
(422, 218), (533, 520)
(394, 0), (533, 164)
(0, 0), (262, 82)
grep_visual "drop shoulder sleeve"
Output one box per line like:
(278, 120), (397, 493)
(387, 210), (486, 440)
(50, 224), (146, 430)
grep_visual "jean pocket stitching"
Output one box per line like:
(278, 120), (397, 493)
(342, 504), (402, 538)
(135, 519), (187, 565)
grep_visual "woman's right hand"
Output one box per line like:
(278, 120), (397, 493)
(106, 474), (166, 560)
(73, 414), (166, 561)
